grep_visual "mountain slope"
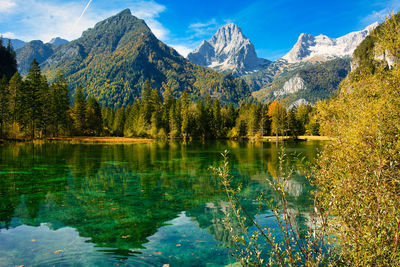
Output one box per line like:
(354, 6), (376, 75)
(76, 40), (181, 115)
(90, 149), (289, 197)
(252, 58), (351, 105)
(283, 23), (378, 63)
(187, 23), (270, 75)
(42, 9), (249, 107)
(1, 38), (26, 50)
(16, 40), (54, 75)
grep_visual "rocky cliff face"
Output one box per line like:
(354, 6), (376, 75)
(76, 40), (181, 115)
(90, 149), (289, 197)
(188, 23), (270, 75)
(274, 75), (306, 97)
(283, 23), (378, 63)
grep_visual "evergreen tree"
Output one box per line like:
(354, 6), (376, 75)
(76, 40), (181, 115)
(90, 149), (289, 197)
(73, 85), (87, 135)
(212, 99), (222, 138)
(24, 59), (44, 138)
(180, 90), (190, 140)
(0, 38), (17, 80)
(86, 97), (103, 136)
(141, 79), (153, 124)
(50, 71), (70, 136)
(0, 76), (9, 137)
(8, 73), (23, 126)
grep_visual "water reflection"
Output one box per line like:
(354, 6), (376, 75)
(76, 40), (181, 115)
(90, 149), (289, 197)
(0, 141), (325, 266)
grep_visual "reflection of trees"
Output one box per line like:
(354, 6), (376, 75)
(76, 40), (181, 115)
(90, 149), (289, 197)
(0, 141), (323, 257)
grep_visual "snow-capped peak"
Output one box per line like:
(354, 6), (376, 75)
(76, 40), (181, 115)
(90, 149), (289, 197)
(282, 22), (379, 63)
(187, 23), (270, 76)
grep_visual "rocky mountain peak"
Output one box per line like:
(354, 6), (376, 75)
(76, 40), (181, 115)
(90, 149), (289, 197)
(188, 23), (270, 76)
(282, 22), (378, 63)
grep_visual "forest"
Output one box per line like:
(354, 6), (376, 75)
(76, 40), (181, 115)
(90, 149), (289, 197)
(0, 39), (318, 141)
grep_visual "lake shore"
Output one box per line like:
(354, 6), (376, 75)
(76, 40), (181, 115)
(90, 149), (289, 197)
(0, 136), (154, 144)
(0, 135), (331, 144)
(262, 136), (332, 142)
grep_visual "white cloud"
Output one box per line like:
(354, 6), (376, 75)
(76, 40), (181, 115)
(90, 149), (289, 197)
(189, 18), (219, 38)
(1, 31), (16, 38)
(0, 0), (16, 12)
(129, 1), (169, 40)
(4, 0), (115, 42)
(169, 44), (193, 57)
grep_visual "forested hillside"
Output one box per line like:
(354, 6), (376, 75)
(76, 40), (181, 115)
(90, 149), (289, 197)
(252, 58), (350, 105)
(41, 9), (250, 108)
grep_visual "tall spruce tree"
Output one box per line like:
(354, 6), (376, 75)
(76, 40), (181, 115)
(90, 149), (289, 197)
(86, 97), (103, 136)
(0, 76), (9, 137)
(50, 71), (70, 136)
(24, 59), (44, 138)
(73, 85), (87, 135)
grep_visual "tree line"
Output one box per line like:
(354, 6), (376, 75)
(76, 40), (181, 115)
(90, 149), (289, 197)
(0, 40), (319, 140)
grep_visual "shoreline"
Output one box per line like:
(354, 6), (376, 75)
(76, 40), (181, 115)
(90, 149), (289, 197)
(0, 135), (331, 144)
(262, 136), (332, 142)
(0, 137), (155, 144)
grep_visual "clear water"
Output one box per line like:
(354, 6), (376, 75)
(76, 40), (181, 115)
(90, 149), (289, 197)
(0, 140), (325, 266)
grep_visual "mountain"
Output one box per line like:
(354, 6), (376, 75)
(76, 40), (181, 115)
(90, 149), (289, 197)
(16, 40), (54, 75)
(48, 37), (69, 46)
(244, 23), (378, 94)
(1, 38), (26, 50)
(252, 58), (351, 105)
(15, 37), (69, 75)
(282, 23), (378, 63)
(41, 9), (250, 107)
(187, 23), (270, 75)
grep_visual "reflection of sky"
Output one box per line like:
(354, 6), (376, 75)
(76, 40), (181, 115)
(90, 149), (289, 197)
(0, 212), (233, 266)
(0, 224), (101, 266)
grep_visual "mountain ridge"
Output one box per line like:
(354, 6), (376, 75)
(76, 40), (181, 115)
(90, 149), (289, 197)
(282, 22), (378, 63)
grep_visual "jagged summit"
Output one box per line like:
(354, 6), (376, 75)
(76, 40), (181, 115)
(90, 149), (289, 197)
(282, 22), (379, 63)
(188, 23), (270, 76)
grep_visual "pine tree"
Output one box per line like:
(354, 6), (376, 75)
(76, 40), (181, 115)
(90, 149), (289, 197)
(141, 79), (153, 124)
(212, 99), (222, 138)
(24, 59), (44, 138)
(0, 39), (17, 80)
(0, 76), (9, 137)
(180, 90), (190, 140)
(73, 85), (87, 135)
(8, 73), (23, 126)
(50, 71), (70, 136)
(86, 97), (103, 136)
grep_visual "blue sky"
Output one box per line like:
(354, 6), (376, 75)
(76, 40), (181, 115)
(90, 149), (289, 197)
(0, 0), (399, 60)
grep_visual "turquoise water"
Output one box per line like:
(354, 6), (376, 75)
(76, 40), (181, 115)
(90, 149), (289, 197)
(0, 141), (324, 266)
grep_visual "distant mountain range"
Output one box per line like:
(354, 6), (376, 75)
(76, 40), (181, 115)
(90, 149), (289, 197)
(10, 9), (378, 107)
(187, 23), (270, 75)
(1, 37), (26, 50)
(282, 23), (378, 63)
(185, 21), (377, 105)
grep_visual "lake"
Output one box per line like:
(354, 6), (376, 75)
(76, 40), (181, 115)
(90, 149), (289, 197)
(0, 140), (325, 266)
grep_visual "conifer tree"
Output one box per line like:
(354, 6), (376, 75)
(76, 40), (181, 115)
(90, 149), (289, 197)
(0, 76), (9, 137)
(50, 71), (70, 135)
(73, 85), (87, 135)
(86, 97), (103, 136)
(8, 73), (23, 126)
(24, 59), (44, 138)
